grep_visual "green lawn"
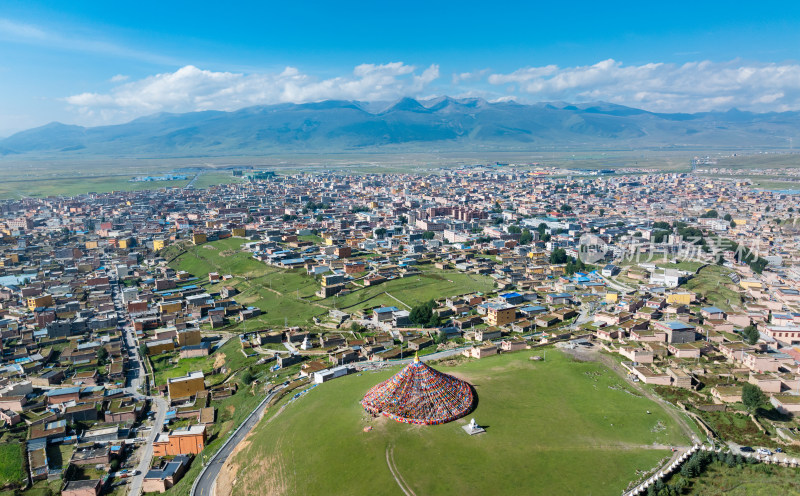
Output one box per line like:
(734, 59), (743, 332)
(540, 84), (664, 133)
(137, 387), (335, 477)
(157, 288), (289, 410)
(226, 350), (691, 496)
(0, 443), (24, 487)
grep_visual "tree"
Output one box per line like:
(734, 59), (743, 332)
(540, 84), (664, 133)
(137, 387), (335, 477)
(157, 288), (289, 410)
(598, 208), (605, 217)
(240, 368), (254, 386)
(519, 229), (533, 245)
(96, 347), (108, 363)
(374, 227), (387, 238)
(742, 383), (766, 414)
(409, 300), (437, 327)
(422, 231), (435, 240)
(507, 225), (522, 234)
(549, 248), (568, 264)
(398, 215), (408, 225)
(701, 209), (719, 218)
(742, 325), (759, 345)
(723, 213), (733, 221)
(730, 220), (736, 228)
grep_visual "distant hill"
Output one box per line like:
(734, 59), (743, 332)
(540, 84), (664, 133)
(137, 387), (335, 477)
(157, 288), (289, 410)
(2, 97), (798, 157)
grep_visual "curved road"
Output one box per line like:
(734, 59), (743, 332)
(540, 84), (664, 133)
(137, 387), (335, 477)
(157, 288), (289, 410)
(193, 388), (283, 496)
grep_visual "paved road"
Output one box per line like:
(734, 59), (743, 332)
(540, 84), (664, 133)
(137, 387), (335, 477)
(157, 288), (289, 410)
(109, 275), (168, 496)
(598, 273), (635, 293)
(185, 173), (200, 189)
(129, 396), (167, 495)
(193, 388), (282, 496)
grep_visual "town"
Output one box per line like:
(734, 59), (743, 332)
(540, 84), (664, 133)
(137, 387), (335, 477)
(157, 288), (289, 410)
(0, 165), (799, 496)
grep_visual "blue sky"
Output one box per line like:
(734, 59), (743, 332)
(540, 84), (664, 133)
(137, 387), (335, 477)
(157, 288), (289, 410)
(2, 0), (800, 135)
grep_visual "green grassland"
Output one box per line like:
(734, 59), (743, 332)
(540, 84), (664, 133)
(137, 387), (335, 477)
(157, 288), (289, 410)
(0, 166), (241, 199)
(0, 443), (24, 487)
(658, 260), (705, 272)
(676, 461), (800, 495)
(172, 239), (496, 328)
(321, 265), (495, 312)
(227, 350), (691, 496)
(683, 265), (742, 312)
(715, 153), (800, 169)
(0, 174), (190, 198)
(151, 338), (257, 386)
(191, 171), (243, 189)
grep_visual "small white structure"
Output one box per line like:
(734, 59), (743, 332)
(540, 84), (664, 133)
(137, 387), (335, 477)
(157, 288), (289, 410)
(462, 418), (485, 436)
(300, 336), (312, 350)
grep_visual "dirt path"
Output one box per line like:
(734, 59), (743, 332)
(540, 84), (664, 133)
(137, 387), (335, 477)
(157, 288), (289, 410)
(385, 445), (416, 496)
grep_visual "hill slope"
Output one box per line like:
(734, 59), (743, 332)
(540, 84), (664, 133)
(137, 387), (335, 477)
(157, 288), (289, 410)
(218, 350), (691, 496)
(3, 98), (799, 157)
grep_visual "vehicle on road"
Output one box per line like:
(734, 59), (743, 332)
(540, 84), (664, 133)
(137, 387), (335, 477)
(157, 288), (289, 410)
(740, 446), (754, 452)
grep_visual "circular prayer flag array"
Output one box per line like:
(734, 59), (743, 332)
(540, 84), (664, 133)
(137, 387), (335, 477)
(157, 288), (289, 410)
(360, 359), (474, 425)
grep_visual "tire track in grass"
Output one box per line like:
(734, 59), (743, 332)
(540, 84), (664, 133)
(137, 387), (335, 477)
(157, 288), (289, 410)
(386, 445), (416, 496)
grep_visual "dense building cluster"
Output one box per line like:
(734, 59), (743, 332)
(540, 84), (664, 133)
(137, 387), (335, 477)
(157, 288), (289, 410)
(0, 165), (799, 492)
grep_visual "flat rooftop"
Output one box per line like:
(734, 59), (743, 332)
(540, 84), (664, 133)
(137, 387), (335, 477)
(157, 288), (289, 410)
(168, 370), (205, 383)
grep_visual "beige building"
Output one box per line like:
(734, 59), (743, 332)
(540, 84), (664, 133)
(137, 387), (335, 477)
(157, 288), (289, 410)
(167, 371), (205, 401)
(486, 303), (516, 327)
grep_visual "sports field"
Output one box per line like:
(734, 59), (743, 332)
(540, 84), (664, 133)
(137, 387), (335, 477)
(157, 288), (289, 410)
(222, 350), (692, 496)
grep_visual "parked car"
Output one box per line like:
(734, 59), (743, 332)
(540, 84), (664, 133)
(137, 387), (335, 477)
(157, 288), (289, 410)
(739, 446), (754, 452)
(757, 448), (772, 456)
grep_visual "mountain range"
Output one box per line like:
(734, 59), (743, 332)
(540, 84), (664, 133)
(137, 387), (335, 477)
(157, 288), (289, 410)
(1, 97), (798, 157)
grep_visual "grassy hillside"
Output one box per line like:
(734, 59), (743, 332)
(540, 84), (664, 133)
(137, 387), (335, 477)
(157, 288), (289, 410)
(225, 350), (691, 496)
(0, 443), (24, 487)
(683, 265), (742, 312)
(320, 265), (496, 312)
(171, 239), (496, 328)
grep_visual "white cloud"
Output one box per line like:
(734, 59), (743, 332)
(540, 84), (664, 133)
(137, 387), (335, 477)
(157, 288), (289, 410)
(58, 58), (800, 127)
(64, 63), (441, 125)
(487, 59), (800, 112)
(452, 69), (490, 85)
(0, 17), (179, 65)
(110, 74), (129, 83)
